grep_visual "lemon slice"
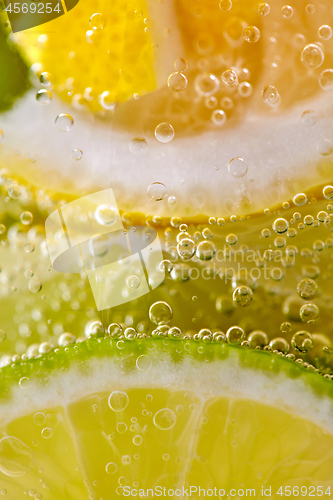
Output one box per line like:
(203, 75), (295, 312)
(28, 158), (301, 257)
(15, 0), (183, 110)
(0, 339), (333, 495)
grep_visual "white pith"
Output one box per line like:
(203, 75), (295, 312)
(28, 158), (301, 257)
(1, 348), (332, 434)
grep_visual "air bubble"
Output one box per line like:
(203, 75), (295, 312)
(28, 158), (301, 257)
(0, 437), (34, 477)
(196, 240), (216, 261)
(89, 13), (106, 31)
(153, 409), (176, 430)
(262, 85), (279, 104)
(301, 44), (324, 69)
(106, 462), (117, 474)
(269, 337), (289, 354)
(211, 109), (226, 125)
(272, 218), (289, 234)
(300, 303), (319, 323)
(108, 391), (129, 412)
(154, 123), (174, 143)
(41, 428), (53, 439)
(149, 301), (173, 325)
(297, 278), (318, 300)
(318, 25), (332, 40)
(317, 139), (333, 156)
(222, 69), (238, 87)
(226, 326), (245, 344)
(291, 331), (313, 352)
(129, 138), (148, 156)
(28, 278), (42, 293)
(174, 58), (188, 71)
(147, 182), (167, 201)
(71, 149), (83, 161)
(136, 355), (152, 371)
(55, 113), (74, 132)
(258, 3), (270, 15)
(281, 5), (293, 17)
(228, 157), (248, 178)
(323, 185), (333, 200)
(167, 72), (188, 91)
(95, 205), (117, 226)
(243, 26), (261, 43)
(194, 73), (219, 96)
(219, 0), (232, 11)
(36, 89), (52, 104)
(126, 275), (140, 290)
(319, 69), (333, 91)
(301, 110), (316, 126)
(293, 193), (307, 206)
(233, 285), (253, 306)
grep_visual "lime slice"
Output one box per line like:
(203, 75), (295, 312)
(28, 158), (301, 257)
(0, 339), (333, 499)
(1, 339), (333, 496)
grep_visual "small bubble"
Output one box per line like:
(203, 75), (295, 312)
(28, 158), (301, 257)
(36, 89), (52, 104)
(196, 240), (216, 261)
(280, 321), (292, 333)
(147, 182), (167, 201)
(126, 275), (140, 289)
(177, 238), (196, 260)
(0, 224), (6, 235)
(269, 338), (289, 354)
(297, 278), (318, 300)
(261, 228), (271, 238)
(19, 377), (30, 389)
(149, 301), (173, 324)
(89, 13), (106, 31)
(222, 69), (238, 87)
(108, 391), (129, 412)
(317, 139), (333, 156)
(323, 185), (333, 200)
(293, 193), (307, 206)
(133, 435), (143, 445)
(300, 303), (319, 323)
(136, 355), (152, 372)
(167, 72), (188, 91)
(226, 233), (238, 245)
(211, 109), (226, 125)
(95, 204), (117, 226)
(238, 81), (252, 97)
(0, 330), (6, 342)
(55, 113), (74, 132)
(105, 462), (117, 474)
(41, 428), (53, 439)
(305, 4), (315, 14)
(28, 278), (42, 293)
(319, 69), (333, 91)
(174, 58), (188, 71)
(324, 214), (333, 231)
(20, 211), (33, 225)
(292, 331), (313, 352)
(71, 149), (83, 161)
(248, 330), (268, 348)
(301, 44), (324, 69)
(154, 123), (174, 143)
(281, 5), (293, 17)
(24, 242), (35, 253)
(243, 26), (261, 43)
(226, 326), (245, 344)
(219, 0), (232, 11)
(301, 110), (316, 126)
(262, 85), (279, 104)
(318, 25), (332, 40)
(153, 409), (176, 430)
(258, 2), (270, 15)
(8, 184), (21, 199)
(159, 260), (173, 273)
(233, 285), (253, 306)
(228, 157), (248, 178)
(272, 218), (289, 234)
(98, 91), (116, 110)
(194, 73), (220, 96)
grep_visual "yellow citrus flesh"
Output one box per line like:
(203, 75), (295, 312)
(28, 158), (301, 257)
(18, 0), (156, 110)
